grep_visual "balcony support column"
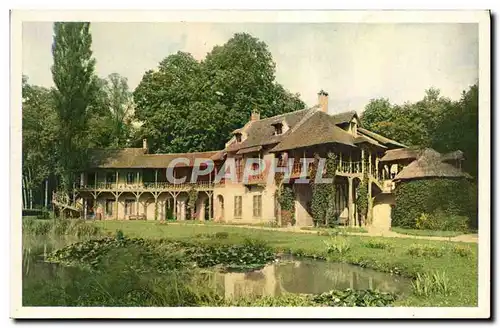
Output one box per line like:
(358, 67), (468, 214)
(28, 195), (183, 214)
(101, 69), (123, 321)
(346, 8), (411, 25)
(375, 157), (380, 180)
(361, 149), (365, 173)
(83, 197), (87, 220)
(368, 151), (372, 175)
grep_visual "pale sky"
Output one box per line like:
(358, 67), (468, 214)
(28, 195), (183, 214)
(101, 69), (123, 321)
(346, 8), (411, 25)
(22, 22), (478, 113)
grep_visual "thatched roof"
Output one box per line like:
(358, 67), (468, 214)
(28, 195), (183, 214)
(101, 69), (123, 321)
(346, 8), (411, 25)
(354, 134), (387, 149)
(357, 127), (407, 148)
(88, 148), (222, 169)
(226, 107), (314, 152)
(380, 148), (420, 162)
(236, 145), (262, 155)
(330, 111), (358, 125)
(394, 148), (470, 181)
(270, 111), (356, 152)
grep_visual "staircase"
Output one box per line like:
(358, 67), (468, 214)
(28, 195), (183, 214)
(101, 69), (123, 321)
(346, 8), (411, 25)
(52, 191), (82, 214)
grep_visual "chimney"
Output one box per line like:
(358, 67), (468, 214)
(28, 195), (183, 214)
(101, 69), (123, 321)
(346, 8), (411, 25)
(318, 90), (329, 113)
(142, 138), (148, 153)
(251, 108), (260, 122)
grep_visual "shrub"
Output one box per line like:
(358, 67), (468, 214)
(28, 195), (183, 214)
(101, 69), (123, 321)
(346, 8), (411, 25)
(392, 179), (477, 229)
(412, 271), (451, 297)
(324, 237), (350, 255)
(407, 244), (445, 258)
(363, 239), (393, 250)
(451, 245), (472, 257)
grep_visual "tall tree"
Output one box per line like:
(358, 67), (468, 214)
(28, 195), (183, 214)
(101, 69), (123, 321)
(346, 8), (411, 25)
(51, 22), (97, 190)
(22, 76), (58, 207)
(133, 33), (305, 153)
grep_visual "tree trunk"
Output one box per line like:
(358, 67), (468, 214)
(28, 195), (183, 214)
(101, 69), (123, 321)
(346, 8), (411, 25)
(45, 179), (49, 208)
(22, 175), (27, 209)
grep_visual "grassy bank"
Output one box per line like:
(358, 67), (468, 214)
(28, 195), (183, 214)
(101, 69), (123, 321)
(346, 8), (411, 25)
(93, 221), (478, 306)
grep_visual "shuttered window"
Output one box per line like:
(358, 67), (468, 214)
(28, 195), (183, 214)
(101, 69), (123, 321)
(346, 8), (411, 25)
(234, 196), (242, 218)
(253, 195), (262, 218)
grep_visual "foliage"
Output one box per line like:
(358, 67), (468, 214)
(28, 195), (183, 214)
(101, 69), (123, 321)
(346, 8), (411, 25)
(133, 33), (305, 153)
(22, 77), (58, 201)
(277, 185), (295, 226)
(356, 170), (369, 225)
(310, 153), (337, 227)
(324, 236), (351, 255)
(407, 244), (445, 258)
(187, 187), (199, 219)
(360, 85), (478, 178)
(51, 22), (99, 191)
(451, 245), (472, 258)
(312, 288), (397, 307)
(390, 227), (464, 237)
(362, 239), (393, 250)
(392, 179), (477, 229)
(411, 272), (451, 297)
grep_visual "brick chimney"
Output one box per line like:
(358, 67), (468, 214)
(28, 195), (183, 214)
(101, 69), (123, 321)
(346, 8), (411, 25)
(251, 108), (260, 121)
(318, 90), (329, 113)
(142, 138), (148, 153)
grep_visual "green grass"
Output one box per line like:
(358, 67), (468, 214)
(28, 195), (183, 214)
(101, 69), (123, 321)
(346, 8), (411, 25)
(390, 227), (469, 237)
(93, 220), (478, 307)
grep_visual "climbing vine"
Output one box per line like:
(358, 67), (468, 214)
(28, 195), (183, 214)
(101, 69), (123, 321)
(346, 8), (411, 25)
(356, 171), (369, 225)
(310, 152), (337, 227)
(187, 187), (198, 220)
(277, 185), (295, 226)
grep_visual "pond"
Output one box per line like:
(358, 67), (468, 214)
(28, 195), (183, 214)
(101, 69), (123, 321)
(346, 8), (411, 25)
(215, 255), (412, 299)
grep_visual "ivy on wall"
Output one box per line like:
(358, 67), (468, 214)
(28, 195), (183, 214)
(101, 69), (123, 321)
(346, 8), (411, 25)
(277, 185), (295, 226)
(187, 187), (198, 220)
(310, 152), (337, 227)
(356, 171), (369, 225)
(392, 178), (478, 229)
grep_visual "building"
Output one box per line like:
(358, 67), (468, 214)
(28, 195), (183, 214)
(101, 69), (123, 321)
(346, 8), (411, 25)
(56, 91), (467, 230)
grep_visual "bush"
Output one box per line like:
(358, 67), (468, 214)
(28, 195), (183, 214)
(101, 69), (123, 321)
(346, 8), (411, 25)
(451, 245), (472, 257)
(392, 179), (477, 229)
(214, 232), (229, 239)
(416, 211), (469, 232)
(407, 244), (445, 258)
(324, 237), (350, 255)
(363, 239), (393, 250)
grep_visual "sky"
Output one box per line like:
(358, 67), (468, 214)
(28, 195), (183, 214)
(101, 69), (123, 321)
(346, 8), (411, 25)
(22, 22), (478, 114)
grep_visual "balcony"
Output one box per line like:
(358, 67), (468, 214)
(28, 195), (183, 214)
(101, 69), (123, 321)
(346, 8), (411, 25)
(76, 181), (215, 192)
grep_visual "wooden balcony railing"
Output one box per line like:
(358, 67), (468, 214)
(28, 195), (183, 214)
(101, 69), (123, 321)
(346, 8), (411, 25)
(77, 181), (215, 191)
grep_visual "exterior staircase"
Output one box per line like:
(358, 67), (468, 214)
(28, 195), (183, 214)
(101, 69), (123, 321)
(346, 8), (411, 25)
(52, 191), (82, 214)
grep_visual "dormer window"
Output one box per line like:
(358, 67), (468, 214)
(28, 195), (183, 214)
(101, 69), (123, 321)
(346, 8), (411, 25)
(350, 121), (358, 136)
(274, 123), (283, 135)
(235, 133), (242, 143)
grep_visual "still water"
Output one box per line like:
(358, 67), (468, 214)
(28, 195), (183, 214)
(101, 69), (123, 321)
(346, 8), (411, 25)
(215, 255), (411, 299)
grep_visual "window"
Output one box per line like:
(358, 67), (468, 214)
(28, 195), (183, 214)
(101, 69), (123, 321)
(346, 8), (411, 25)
(105, 199), (114, 216)
(126, 172), (136, 184)
(235, 133), (242, 143)
(234, 196), (242, 218)
(125, 199), (135, 215)
(274, 123), (283, 135)
(253, 195), (262, 218)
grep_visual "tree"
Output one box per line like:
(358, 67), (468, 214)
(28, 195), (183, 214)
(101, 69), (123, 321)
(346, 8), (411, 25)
(51, 22), (98, 190)
(133, 33), (305, 153)
(22, 76), (58, 208)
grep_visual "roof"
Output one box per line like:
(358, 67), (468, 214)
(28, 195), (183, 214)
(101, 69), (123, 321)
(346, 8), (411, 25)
(380, 148), (420, 162)
(236, 145), (262, 155)
(88, 148), (223, 169)
(394, 148), (471, 181)
(330, 111), (358, 125)
(270, 111), (356, 152)
(358, 127), (407, 148)
(226, 107), (313, 152)
(354, 134), (387, 149)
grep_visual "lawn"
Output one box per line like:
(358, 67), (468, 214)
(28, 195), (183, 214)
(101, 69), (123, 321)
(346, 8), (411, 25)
(390, 227), (468, 237)
(93, 220), (478, 307)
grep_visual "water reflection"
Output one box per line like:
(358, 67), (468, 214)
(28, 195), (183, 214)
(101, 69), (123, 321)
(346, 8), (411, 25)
(216, 256), (411, 299)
